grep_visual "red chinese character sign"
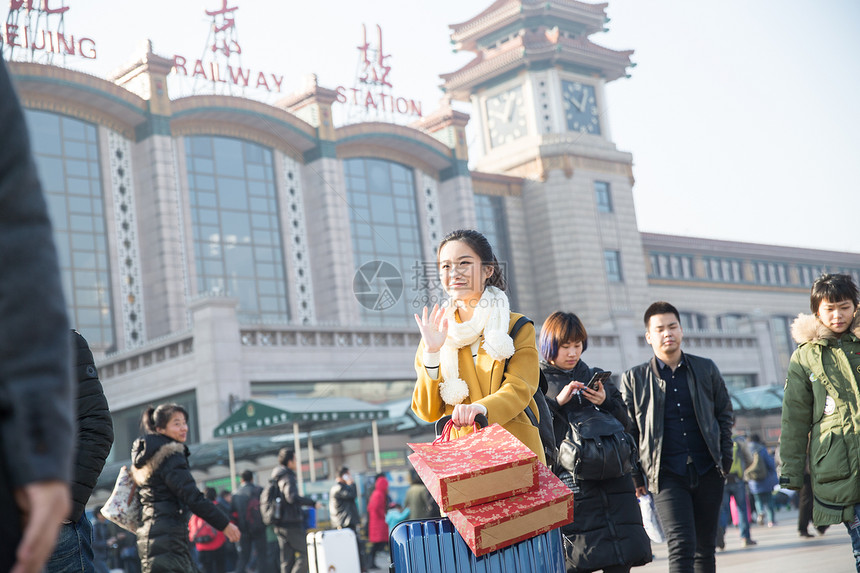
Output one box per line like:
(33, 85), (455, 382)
(358, 24), (391, 88)
(2, 0), (98, 63)
(336, 24), (422, 125)
(171, 0), (284, 96)
(205, 0), (241, 57)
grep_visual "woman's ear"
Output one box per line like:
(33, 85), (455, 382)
(483, 264), (494, 284)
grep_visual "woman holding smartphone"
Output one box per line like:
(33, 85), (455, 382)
(540, 312), (650, 573)
(412, 229), (544, 463)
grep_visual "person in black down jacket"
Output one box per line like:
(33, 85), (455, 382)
(540, 312), (651, 573)
(231, 470), (268, 573)
(328, 466), (367, 571)
(46, 330), (114, 573)
(130, 403), (240, 573)
(271, 448), (316, 573)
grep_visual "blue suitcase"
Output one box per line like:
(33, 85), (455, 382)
(389, 517), (565, 572)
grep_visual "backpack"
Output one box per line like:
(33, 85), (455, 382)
(260, 478), (284, 526)
(244, 487), (265, 533)
(745, 449), (768, 482)
(729, 439), (751, 480)
(556, 405), (637, 481)
(190, 515), (217, 544)
(507, 316), (557, 469)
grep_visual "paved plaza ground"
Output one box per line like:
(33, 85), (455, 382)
(645, 507), (853, 573)
(370, 507), (856, 572)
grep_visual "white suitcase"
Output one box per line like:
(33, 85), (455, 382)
(307, 528), (362, 573)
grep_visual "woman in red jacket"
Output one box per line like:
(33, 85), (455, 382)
(366, 474), (389, 569)
(188, 487), (229, 573)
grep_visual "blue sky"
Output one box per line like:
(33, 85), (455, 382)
(5, 0), (859, 253)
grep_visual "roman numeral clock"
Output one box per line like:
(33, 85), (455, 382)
(561, 80), (600, 135)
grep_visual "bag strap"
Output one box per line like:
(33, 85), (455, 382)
(505, 316), (543, 427)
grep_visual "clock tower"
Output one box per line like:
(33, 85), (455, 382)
(441, 0), (650, 340)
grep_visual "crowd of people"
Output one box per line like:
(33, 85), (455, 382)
(412, 229), (860, 573)
(3, 49), (860, 573)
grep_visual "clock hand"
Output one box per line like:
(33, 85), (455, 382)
(572, 91), (587, 113)
(503, 94), (516, 122)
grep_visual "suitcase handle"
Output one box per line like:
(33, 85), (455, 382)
(433, 413), (488, 439)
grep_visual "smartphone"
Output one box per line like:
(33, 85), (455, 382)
(586, 371), (612, 390)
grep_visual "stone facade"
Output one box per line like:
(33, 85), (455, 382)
(6, 1), (859, 499)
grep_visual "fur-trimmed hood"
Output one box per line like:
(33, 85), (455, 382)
(791, 312), (860, 346)
(130, 433), (187, 486)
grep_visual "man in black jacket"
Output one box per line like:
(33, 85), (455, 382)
(271, 449), (316, 573)
(232, 470), (268, 573)
(0, 58), (74, 573)
(621, 301), (733, 573)
(46, 330), (114, 573)
(328, 466), (366, 571)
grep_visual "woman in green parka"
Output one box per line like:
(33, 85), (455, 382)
(780, 273), (860, 572)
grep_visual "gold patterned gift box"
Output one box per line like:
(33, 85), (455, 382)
(446, 462), (574, 556)
(408, 422), (538, 512)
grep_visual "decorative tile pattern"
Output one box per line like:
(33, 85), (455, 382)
(108, 130), (146, 348)
(533, 73), (554, 134)
(421, 172), (442, 247)
(171, 140), (192, 328)
(281, 154), (315, 324)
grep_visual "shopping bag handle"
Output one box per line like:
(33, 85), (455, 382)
(433, 414), (488, 443)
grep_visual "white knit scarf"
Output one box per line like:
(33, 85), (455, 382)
(438, 286), (515, 405)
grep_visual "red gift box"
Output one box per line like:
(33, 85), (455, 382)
(408, 423), (538, 512)
(446, 461), (574, 556)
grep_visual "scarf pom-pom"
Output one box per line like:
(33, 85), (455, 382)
(482, 329), (515, 362)
(439, 377), (469, 406)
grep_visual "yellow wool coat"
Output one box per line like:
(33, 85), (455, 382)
(412, 312), (546, 464)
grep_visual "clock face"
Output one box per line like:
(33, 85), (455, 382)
(486, 86), (528, 148)
(562, 80), (600, 135)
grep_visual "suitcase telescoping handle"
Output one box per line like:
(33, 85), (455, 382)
(433, 413), (489, 439)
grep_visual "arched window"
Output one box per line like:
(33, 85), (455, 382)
(25, 110), (115, 347)
(185, 136), (289, 323)
(344, 158), (425, 325)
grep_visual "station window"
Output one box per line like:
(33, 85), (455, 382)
(474, 193), (516, 306)
(25, 110), (114, 348)
(604, 250), (623, 282)
(595, 181), (613, 213)
(185, 136), (289, 323)
(344, 158), (425, 325)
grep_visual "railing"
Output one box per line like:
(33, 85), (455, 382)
(239, 325), (421, 349)
(99, 325), (426, 379)
(99, 325), (755, 380)
(100, 331), (194, 379)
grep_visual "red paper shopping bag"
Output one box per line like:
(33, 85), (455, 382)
(408, 422), (538, 512)
(446, 461), (574, 556)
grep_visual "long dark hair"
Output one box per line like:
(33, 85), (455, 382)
(141, 403), (188, 434)
(437, 229), (506, 291)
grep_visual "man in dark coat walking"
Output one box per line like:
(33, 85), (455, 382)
(271, 449), (316, 573)
(232, 470), (268, 573)
(621, 301), (734, 573)
(46, 330), (114, 572)
(0, 58), (74, 573)
(328, 466), (367, 571)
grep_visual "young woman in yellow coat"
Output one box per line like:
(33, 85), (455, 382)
(412, 229), (545, 464)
